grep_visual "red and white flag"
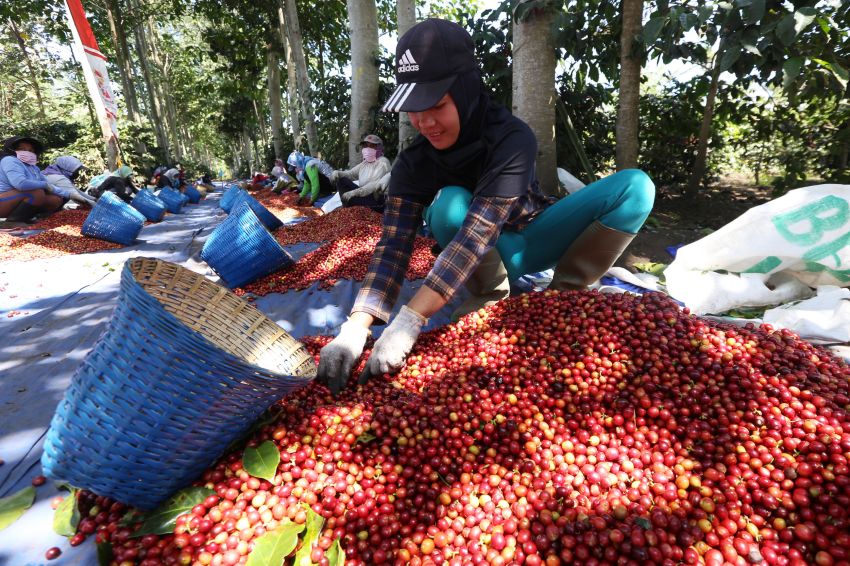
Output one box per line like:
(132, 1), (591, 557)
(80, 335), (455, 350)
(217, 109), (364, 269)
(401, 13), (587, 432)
(64, 0), (120, 142)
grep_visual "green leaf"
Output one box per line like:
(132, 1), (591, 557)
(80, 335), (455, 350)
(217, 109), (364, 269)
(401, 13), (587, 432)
(356, 431), (376, 444)
(812, 58), (849, 89)
(719, 45), (742, 72)
(642, 16), (666, 45)
(634, 262), (668, 278)
(740, 0), (765, 25)
(0, 487), (36, 531)
(53, 488), (80, 537)
(325, 538), (345, 566)
(776, 13), (797, 45)
(782, 57), (804, 89)
(243, 441), (281, 482)
(246, 520), (305, 566)
(679, 12), (699, 31)
(133, 487), (215, 536)
(97, 542), (113, 566)
(697, 5), (713, 24)
(793, 7), (817, 35)
(294, 505), (326, 566)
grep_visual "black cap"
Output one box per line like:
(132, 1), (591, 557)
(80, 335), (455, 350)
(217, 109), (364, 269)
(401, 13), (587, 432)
(382, 19), (477, 113)
(2, 135), (45, 155)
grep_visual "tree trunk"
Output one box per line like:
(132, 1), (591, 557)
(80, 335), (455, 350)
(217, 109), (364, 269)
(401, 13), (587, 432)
(146, 21), (182, 160)
(511, 1), (558, 196)
(267, 46), (284, 159)
(282, 0), (319, 155)
(346, 0), (380, 167)
(132, 12), (171, 160)
(615, 0), (643, 170)
(396, 0), (417, 154)
(8, 18), (46, 119)
(253, 99), (269, 149)
(242, 129), (253, 174)
(278, 3), (301, 149)
(104, 0), (140, 121)
(686, 62), (721, 197)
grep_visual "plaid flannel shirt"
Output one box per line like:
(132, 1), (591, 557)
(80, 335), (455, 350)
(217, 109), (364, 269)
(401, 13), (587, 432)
(353, 191), (549, 323)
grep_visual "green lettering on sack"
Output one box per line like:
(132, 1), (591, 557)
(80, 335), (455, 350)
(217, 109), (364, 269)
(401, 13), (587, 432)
(772, 196), (849, 246)
(803, 229), (850, 268)
(742, 256), (782, 274)
(804, 262), (850, 283)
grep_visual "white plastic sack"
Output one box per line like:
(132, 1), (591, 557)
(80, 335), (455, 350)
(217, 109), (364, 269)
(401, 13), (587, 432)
(763, 286), (850, 344)
(557, 168), (586, 194)
(665, 184), (850, 314)
(321, 192), (342, 213)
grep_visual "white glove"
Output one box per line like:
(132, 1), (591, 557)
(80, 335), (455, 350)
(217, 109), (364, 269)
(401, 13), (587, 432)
(359, 305), (426, 383)
(317, 319), (370, 395)
(69, 188), (97, 207)
(339, 191), (351, 204)
(330, 170), (339, 183)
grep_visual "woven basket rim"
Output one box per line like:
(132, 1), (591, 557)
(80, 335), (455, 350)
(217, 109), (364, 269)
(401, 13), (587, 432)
(124, 257), (315, 380)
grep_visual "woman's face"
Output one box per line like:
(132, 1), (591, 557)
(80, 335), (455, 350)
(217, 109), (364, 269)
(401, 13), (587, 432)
(409, 94), (461, 150)
(15, 141), (35, 153)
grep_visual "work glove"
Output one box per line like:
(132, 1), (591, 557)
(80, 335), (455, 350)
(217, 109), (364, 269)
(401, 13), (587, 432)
(359, 305), (426, 384)
(69, 188), (97, 207)
(317, 319), (370, 395)
(339, 191), (351, 204)
(330, 170), (339, 183)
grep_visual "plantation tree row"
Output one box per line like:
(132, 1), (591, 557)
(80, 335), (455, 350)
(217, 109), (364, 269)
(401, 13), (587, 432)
(1, 0), (847, 194)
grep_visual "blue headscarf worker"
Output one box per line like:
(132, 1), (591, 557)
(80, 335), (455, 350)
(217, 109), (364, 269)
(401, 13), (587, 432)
(316, 19), (656, 394)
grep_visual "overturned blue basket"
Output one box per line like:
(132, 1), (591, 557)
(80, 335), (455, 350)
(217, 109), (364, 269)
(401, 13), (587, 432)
(41, 257), (317, 510)
(184, 185), (202, 204)
(229, 190), (283, 231)
(130, 189), (167, 222)
(157, 187), (184, 213)
(219, 185), (245, 213)
(201, 201), (293, 288)
(81, 191), (146, 245)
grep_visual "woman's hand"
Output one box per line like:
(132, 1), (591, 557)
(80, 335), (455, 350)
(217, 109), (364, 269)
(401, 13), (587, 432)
(359, 305), (427, 384)
(317, 318), (370, 395)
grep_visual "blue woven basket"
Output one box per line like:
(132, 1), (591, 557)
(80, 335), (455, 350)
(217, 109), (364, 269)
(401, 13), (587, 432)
(130, 189), (167, 222)
(157, 188), (184, 213)
(41, 257), (316, 510)
(200, 201), (293, 288)
(219, 186), (245, 212)
(230, 191), (283, 231)
(81, 191), (146, 245)
(179, 192), (190, 205)
(184, 185), (202, 204)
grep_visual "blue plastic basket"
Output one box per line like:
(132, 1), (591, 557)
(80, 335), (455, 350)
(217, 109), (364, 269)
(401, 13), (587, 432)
(184, 185), (202, 204)
(179, 192), (190, 205)
(41, 257), (316, 510)
(130, 189), (167, 222)
(157, 188), (184, 213)
(230, 191), (283, 231)
(219, 185), (245, 212)
(81, 191), (146, 245)
(201, 201), (293, 288)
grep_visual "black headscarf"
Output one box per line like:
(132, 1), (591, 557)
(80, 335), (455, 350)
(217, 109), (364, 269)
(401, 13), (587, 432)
(390, 71), (536, 205)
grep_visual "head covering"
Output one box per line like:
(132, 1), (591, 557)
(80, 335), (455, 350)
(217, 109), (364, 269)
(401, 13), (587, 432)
(164, 168), (179, 180)
(287, 150), (306, 170)
(2, 135), (45, 157)
(360, 134), (384, 147)
(382, 19), (478, 113)
(112, 165), (133, 178)
(43, 156), (84, 179)
(274, 158), (284, 167)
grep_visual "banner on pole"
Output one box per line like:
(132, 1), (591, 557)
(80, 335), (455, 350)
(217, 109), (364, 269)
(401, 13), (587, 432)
(64, 0), (119, 142)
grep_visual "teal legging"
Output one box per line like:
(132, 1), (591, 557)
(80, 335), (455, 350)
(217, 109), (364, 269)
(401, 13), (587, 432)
(424, 169), (655, 281)
(298, 164), (321, 202)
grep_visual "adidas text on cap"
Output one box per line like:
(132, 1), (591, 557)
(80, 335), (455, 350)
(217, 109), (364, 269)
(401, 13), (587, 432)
(382, 19), (477, 113)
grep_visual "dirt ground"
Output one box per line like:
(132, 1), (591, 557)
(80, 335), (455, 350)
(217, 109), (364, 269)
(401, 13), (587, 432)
(618, 182), (773, 270)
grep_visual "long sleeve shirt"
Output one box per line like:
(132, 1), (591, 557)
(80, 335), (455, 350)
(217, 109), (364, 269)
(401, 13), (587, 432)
(0, 156), (49, 193)
(353, 191), (549, 324)
(335, 157), (392, 193)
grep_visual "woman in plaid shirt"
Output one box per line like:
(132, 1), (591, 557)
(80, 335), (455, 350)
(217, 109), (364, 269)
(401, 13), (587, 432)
(318, 19), (655, 394)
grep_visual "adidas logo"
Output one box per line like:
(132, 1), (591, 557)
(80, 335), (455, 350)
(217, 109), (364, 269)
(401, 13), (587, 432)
(397, 49), (419, 73)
